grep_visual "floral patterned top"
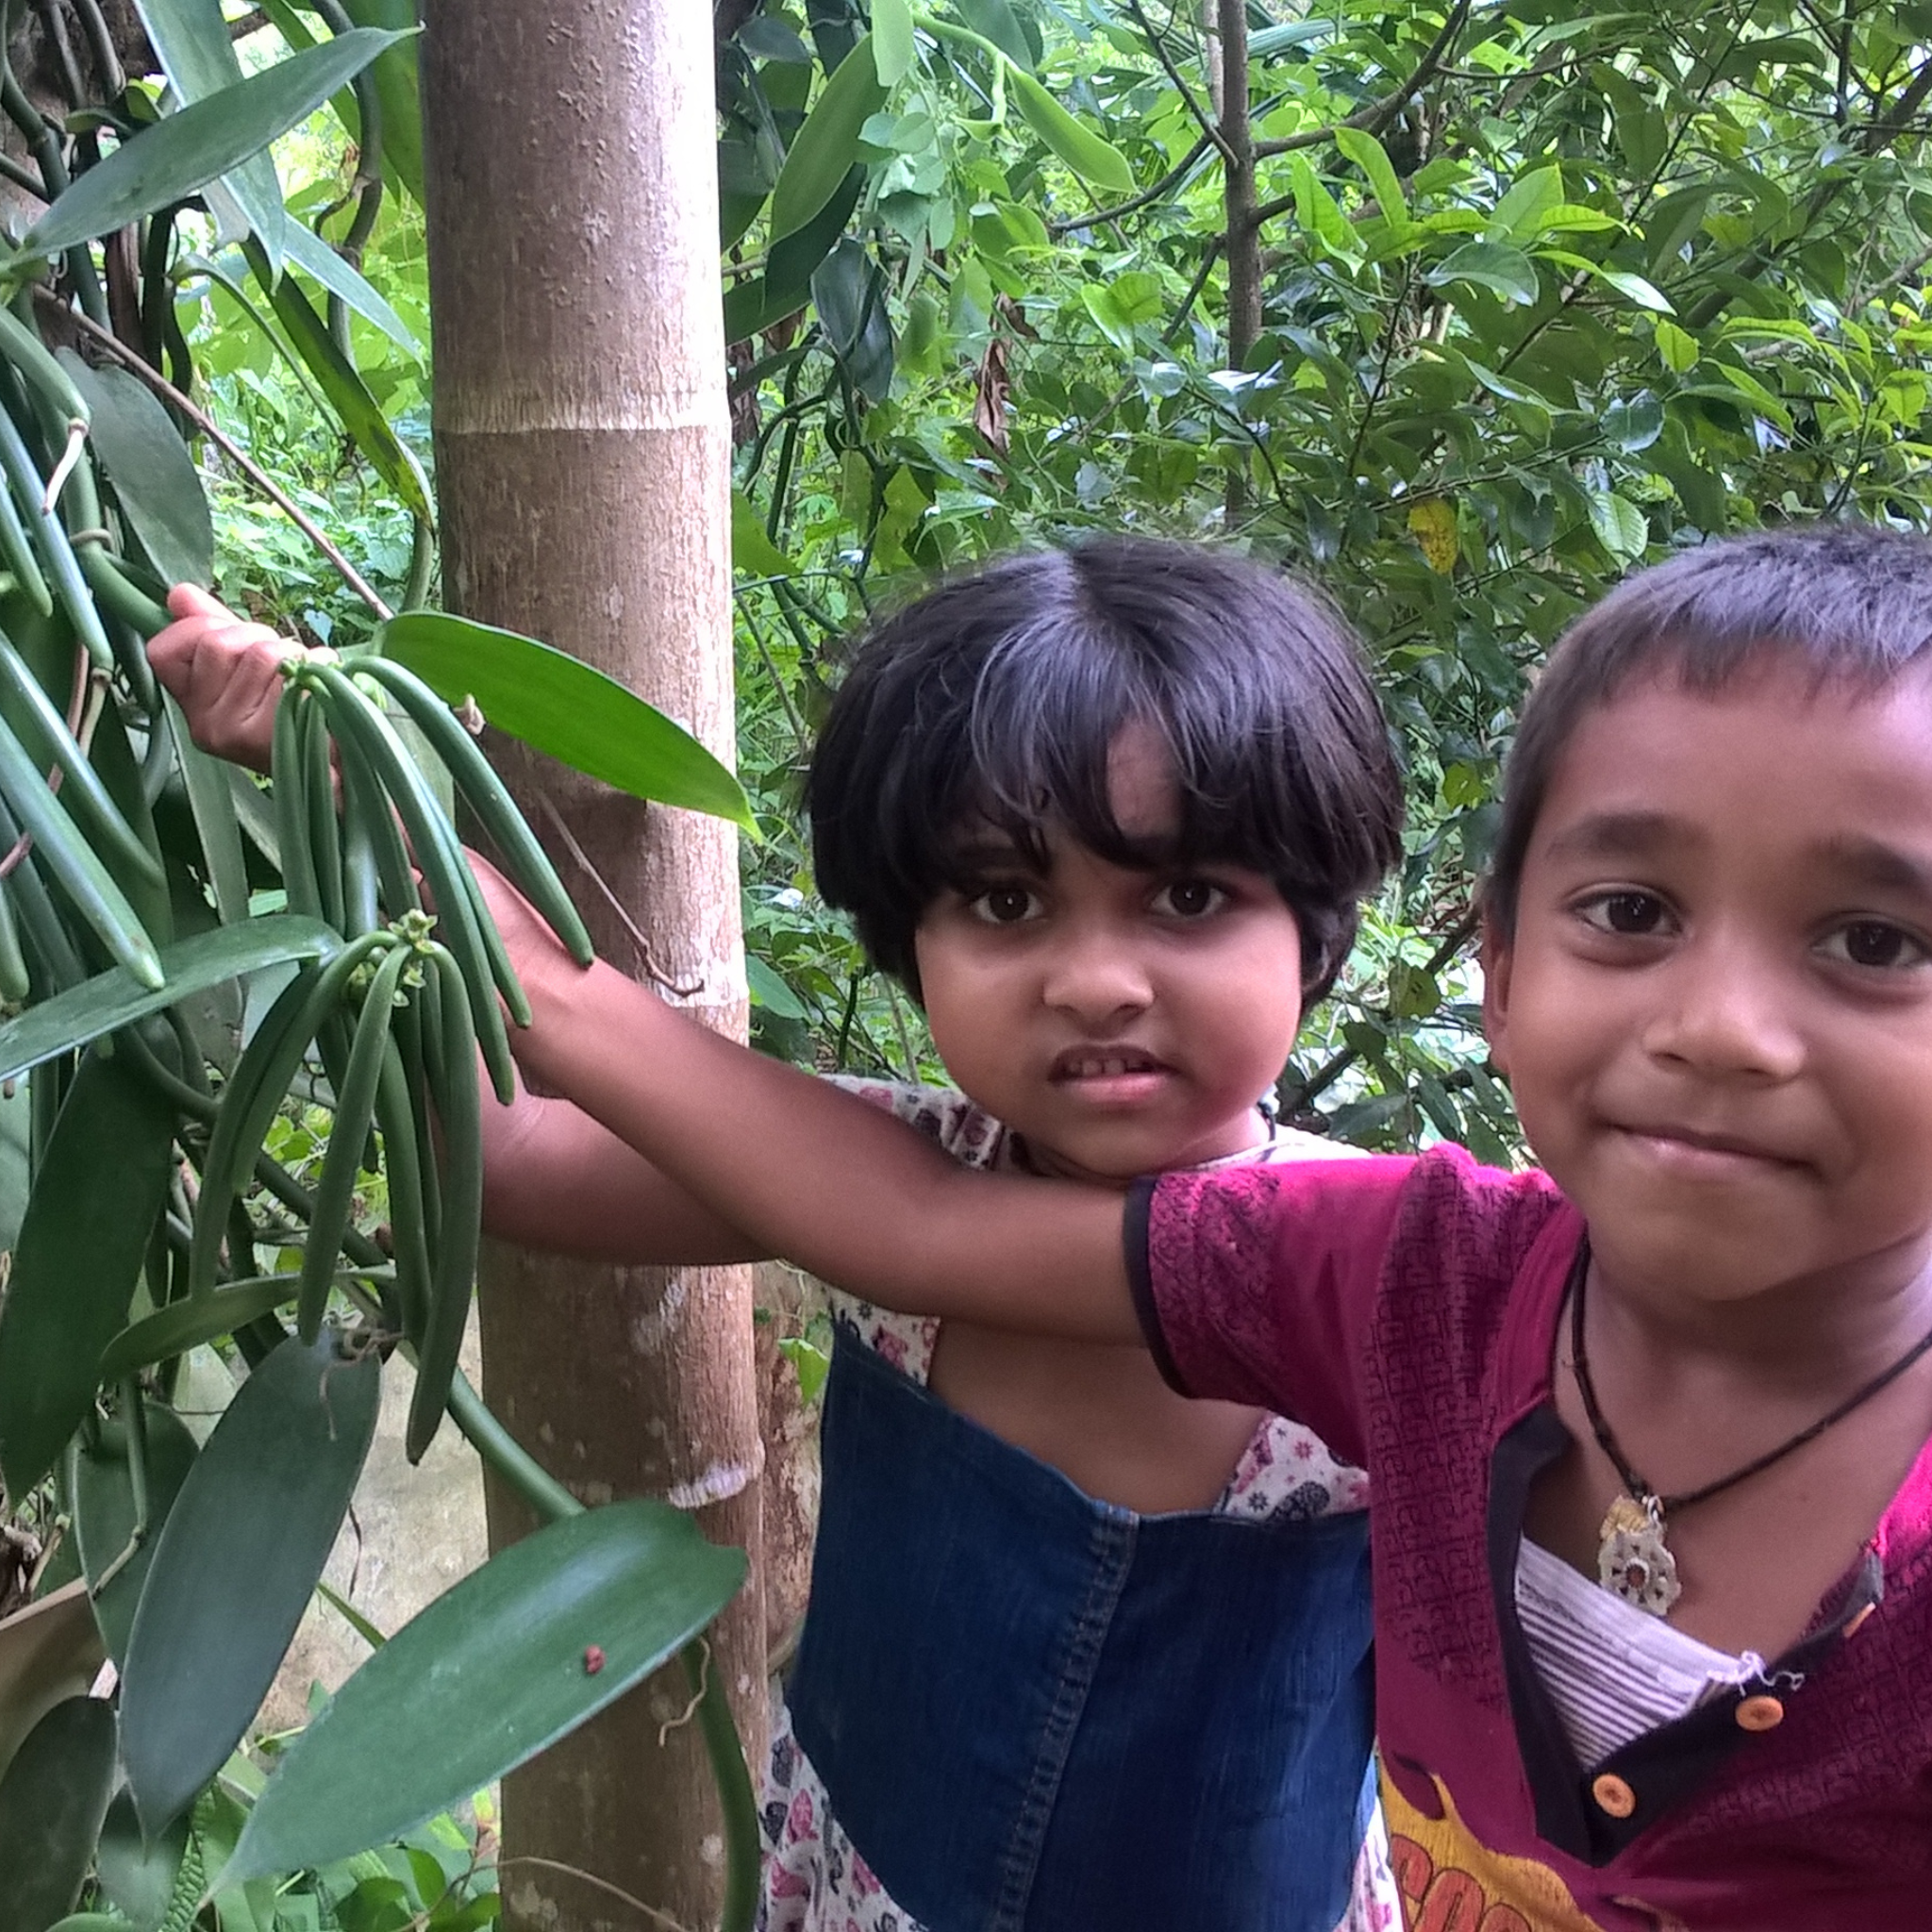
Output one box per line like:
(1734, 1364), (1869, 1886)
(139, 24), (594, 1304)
(757, 1080), (1400, 1932)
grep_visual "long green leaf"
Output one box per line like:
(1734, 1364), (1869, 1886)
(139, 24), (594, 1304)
(244, 236), (432, 521)
(375, 613), (754, 826)
(59, 358), (213, 590)
(93, 1791), (191, 1932)
(336, 0), (425, 204)
(0, 1696), (118, 1932)
(0, 1045), (176, 1501)
(98, 1277), (301, 1385)
(121, 1330), (380, 1836)
(24, 29), (410, 261)
(769, 33), (886, 242)
(1008, 70), (1134, 192)
(278, 218), (423, 358)
(133, 0), (289, 270)
(226, 1500), (745, 1878)
(0, 914), (341, 1082)
(165, 697), (253, 925)
(73, 1404), (201, 1667)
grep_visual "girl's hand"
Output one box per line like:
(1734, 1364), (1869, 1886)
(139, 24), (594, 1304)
(147, 583), (291, 773)
(465, 847), (591, 1032)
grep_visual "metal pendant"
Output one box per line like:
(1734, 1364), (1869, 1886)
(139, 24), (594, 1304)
(1597, 1492), (1681, 1616)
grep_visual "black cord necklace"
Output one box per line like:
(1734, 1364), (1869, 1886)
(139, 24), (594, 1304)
(1568, 1242), (1932, 1617)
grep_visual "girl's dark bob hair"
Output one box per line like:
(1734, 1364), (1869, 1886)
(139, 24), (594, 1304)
(808, 539), (1404, 1006)
(1488, 524), (1932, 932)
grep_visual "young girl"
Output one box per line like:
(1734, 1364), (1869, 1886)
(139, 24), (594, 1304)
(153, 542), (1408, 1932)
(469, 524), (1932, 1930)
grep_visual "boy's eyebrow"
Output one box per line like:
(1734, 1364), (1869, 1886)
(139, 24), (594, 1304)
(1810, 835), (1932, 899)
(1541, 809), (1690, 861)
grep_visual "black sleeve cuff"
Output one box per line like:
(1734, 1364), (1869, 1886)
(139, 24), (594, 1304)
(1124, 1175), (1187, 1393)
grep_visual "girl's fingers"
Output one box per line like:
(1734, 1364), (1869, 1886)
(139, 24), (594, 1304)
(149, 584), (292, 771)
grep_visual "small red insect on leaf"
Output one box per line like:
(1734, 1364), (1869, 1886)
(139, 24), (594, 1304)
(584, 1644), (606, 1674)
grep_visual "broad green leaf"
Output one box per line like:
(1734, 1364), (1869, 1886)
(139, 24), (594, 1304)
(243, 237), (433, 522)
(1335, 126), (1408, 226)
(1587, 489), (1649, 562)
(0, 1697), (117, 1932)
(1290, 156), (1355, 258)
(98, 1276), (300, 1385)
(1488, 163), (1563, 242)
(93, 1791), (191, 1932)
(769, 35), (886, 242)
(376, 613), (754, 828)
(25, 30), (409, 260)
(731, 490), (798, 579)
(1590, 264), (1674, 313)
(1081, 282), (1133, 353)
(724, 163), (866, 341)
(279, 218), (423, 358)
(59, 358), (213, 589)
(122, 1331), (380, 1836)
(1602, 392), (1663, 452)
(873, 0), (916, 85)
(0, 1045), (176, 1500)
(0, 915), (341, 1081)
(810, 237), (894, 402)
(954, 0), (1035, 67)
(1425, 241), (1540, 306)
(134, 0), (287, 269)
(1008, 70), (1133, 192)
(226, 1500), (745, 1878)
(74, 1404), (201, 1667)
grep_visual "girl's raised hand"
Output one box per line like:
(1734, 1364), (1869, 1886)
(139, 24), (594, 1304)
(148, 583), (291, 773)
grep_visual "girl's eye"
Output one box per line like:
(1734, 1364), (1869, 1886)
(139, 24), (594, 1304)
(968, 885), (1043, 925)
(1576, 891), (1672, 938)
(1819, 922), (1930, 971)
(1152, 878), (1227, 919)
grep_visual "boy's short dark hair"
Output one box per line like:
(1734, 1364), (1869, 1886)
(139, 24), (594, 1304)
(1488, 524), (1932, 931)
(807, 539), (1404, 1006)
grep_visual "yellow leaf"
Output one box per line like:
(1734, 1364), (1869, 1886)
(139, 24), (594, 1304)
(1407, 498), (1458, 575)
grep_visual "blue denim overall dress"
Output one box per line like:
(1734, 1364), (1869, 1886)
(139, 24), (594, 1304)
(785, 1324), (1377, 1932)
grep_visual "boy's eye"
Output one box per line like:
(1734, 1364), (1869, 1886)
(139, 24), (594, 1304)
(1819, 921), (1930, 971)
(968, 885), (1043, 925)
(1575, 891), (1672, 938)
(1152, 878), (1226, 919)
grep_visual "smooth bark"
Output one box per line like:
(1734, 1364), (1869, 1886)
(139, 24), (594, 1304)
(419, 6), (763, 1926)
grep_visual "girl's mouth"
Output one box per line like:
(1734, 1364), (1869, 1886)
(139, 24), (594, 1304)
(1050, 1047), (1168, 1082)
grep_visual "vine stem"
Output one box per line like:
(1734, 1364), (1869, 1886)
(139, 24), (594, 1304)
(38, 292), (393, 619)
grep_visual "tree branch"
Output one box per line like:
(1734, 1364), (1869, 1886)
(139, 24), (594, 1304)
(1124, 0), (1234, 161)
(1049, 129), (1214, 232)
(46, 294), (392, 618)
(1254, 0), (1472, 159)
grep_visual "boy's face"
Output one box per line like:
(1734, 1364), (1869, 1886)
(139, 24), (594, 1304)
(1483, 658), (1932, 1314)
(911, 724), (1307, 1185)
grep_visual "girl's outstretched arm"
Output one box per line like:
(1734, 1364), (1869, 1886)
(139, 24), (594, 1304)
(477, 858), (1141, 1342)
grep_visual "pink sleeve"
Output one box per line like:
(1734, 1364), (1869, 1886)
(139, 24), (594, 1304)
(1127, 1155), (1421, 1469)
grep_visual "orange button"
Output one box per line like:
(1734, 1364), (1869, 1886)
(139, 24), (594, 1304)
(1591, 1773), (1638, 1819)
(1735, 1694), (1784, 1732)
(1844, 1602), (1876, 1639)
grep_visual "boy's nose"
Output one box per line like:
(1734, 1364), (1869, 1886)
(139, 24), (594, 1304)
(1639, 935), (1804, 1081)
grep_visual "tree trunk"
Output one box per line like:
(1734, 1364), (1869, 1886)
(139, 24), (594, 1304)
(418, 8), (764, 1929)
(1216, 0), (1257, 516)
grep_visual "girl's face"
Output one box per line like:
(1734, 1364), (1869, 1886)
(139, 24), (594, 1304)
(1484, 659), (1932, 1324)
(911, 724), (1307, 1186)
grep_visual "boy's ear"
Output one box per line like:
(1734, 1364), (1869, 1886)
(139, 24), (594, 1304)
(1479, 909), (1515, 1079)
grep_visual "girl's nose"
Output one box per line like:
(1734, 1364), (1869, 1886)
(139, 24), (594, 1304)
(1041, 924), (1154, 1026)
(1640, 934), (1805, 1082)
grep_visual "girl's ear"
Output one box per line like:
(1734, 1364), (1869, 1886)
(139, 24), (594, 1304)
(1479, 909), (1515, 1079)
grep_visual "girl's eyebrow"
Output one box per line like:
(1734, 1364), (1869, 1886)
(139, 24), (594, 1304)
(944, 836), (1034, 873)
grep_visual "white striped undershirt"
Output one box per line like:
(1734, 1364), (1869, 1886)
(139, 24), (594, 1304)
(1514, 1536), (1767, 1768)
